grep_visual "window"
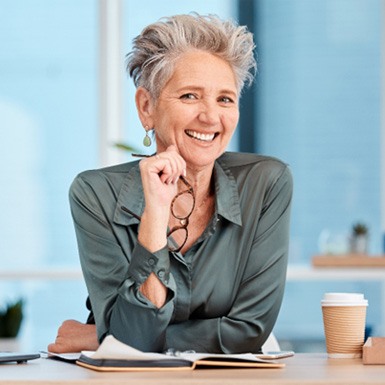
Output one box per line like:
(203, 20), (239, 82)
(0, 0), (97, 349)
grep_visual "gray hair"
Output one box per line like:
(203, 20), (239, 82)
(126, 13), (256, 99)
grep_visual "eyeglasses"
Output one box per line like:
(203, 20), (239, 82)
(121, 153), (195, 253)
(167, 174), (195, 252)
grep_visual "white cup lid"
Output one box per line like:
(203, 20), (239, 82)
(321, 292), (368, 306)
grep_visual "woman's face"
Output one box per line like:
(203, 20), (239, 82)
(150, 50), (240, 170)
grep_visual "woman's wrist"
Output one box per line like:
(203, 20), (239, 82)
(138, 209), (169, 252)
(139, 272), (168, 308)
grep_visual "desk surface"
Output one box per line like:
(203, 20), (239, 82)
(1, 354), (385, 385)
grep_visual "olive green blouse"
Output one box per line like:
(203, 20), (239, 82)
(69, 152), (293, 353)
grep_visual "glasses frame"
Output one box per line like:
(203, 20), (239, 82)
(167, 175), (195, 252)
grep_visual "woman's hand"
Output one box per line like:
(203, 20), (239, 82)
(47, 320), (99, 353)
(139, 145), (186, 210)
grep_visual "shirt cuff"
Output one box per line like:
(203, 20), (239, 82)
(127, 242), (171, 286)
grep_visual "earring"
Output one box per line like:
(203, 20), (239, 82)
(143, 126), (152, 147)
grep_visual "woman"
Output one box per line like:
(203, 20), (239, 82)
(48, 13), (292, 354)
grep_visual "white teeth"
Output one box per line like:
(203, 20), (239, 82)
(186, 130), (215, 142)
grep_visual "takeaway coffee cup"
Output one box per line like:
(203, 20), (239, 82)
(321, 292), (368, 358)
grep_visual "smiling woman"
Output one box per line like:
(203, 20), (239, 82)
(48, 13), (293, 355)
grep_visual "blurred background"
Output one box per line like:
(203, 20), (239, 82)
(0, 0), (384, 352)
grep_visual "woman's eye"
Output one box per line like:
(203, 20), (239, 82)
(180, 93), (197, 100)
(219, 96), (234, 104)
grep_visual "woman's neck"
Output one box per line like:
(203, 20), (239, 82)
(184, 164), (215, 202)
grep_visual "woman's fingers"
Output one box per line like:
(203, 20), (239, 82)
(162, 145), (186, 183)
(47, 320), (99, 353)
(142, 146), (186, 185)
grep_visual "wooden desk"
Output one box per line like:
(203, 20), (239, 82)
(1, 354), (385, 385)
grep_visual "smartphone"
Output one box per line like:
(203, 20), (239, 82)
(0, 352), (40, 364)
(255, 351), (295, 360)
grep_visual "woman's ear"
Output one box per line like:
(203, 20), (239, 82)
(135, 87), (155, 128)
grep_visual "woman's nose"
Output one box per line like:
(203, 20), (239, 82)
(198, 102), (220, 125)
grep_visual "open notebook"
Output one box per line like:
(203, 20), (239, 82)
(49, 335), (286, 372)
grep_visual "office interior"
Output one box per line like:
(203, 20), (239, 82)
(1, 0), (384, 353)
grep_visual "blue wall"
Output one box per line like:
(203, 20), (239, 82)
(254, 0), (383, 344)
(255, 0), (382, 261)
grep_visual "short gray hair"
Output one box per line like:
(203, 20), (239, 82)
(126, 13), (256, 99)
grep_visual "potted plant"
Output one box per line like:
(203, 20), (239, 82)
(350, 222), (369, 254)
(0, 299), (23, 351)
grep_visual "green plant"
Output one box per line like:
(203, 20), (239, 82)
(0, 299), (23, 338)
(352, 222), (369, 236)
(114, 142), (137, 152)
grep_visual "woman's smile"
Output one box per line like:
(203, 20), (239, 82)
(185, 129), (218, 142)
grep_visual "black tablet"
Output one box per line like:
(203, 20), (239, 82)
(0, 352), (40, 364)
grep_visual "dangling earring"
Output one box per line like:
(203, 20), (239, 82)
(143, 126), (152, 147)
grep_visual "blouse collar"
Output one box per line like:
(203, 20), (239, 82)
(113, 155), (242, 227)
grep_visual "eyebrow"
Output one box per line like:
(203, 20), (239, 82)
(176, 85), (238, 97)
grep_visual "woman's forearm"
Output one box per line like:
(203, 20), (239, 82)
(139, 272), (168, 308)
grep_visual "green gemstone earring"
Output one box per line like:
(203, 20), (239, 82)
(143, 127), (152, 147)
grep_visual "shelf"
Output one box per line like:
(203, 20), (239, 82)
(0, 268), (83, 280)
(287, 265), (385, 281)
(312, 254), (385, 268)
